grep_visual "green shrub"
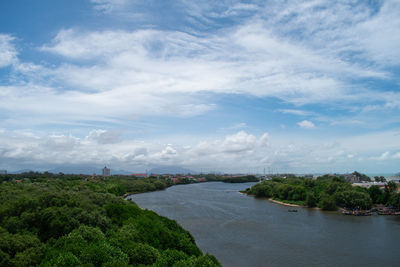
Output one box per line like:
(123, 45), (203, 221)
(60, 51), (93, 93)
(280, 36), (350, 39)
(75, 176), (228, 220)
(320, 195), (337, 211)
(126, 243), (160, 265)
(306, 193), (317, 208)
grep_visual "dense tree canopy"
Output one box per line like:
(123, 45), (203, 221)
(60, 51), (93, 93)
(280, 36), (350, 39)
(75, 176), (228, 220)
(0, 174), (221, 266)
(245, 174), (399, 211)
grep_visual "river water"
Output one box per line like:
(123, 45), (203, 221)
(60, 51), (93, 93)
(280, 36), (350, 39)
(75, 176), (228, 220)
(128, 182), (400, 267)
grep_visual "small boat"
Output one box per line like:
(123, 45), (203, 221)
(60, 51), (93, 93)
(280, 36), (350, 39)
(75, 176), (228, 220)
(288, 209), (298, 212)
(377, 208), (393, 215)
(353, 210), (372, 216)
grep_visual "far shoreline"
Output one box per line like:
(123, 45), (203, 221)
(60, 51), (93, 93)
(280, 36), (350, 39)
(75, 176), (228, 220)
(242, 192), (321, 210)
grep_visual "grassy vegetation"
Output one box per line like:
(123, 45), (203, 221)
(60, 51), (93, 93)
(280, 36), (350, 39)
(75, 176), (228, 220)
(0, 173), (221, 266)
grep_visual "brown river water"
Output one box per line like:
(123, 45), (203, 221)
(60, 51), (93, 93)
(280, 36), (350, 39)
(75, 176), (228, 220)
(128, 182), (400, 267)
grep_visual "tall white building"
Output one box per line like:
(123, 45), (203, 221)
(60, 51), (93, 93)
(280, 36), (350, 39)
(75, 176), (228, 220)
(102, 166), (110, 177)
(0, 170), (7, 175)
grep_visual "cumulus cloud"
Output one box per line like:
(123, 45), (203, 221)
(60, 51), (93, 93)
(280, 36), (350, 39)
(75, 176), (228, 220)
(1, 128), (400, 173)
(0, 130), (270, 172)
(192, 131), (268, 156)
(87, 129), (122, 144)
(297, 120), (315, 129)
(157, 144), (177, 160)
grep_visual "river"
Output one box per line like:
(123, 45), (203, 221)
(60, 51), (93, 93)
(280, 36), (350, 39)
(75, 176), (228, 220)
(128, 182), (400, 267)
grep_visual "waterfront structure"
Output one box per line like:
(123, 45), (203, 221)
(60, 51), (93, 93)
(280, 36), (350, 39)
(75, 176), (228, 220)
(102, 166), (110, 177)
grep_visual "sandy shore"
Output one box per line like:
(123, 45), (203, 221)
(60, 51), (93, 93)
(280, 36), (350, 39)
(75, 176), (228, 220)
(268, 198), (303, 207)
(242, 193), (322, 210)
(268, 198), (322, 210)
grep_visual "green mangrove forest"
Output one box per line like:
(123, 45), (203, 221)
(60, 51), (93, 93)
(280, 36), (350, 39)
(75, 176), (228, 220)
(0, 173), (221, 267)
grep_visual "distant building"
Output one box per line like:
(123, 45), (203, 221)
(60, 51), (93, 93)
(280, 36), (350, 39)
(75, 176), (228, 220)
(0, 170), (7, 175)
(102, 166), (111, 177)
(390, 173), (400, 180)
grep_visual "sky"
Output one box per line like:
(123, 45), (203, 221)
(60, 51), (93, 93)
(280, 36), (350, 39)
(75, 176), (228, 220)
(0, 0), (400, 174)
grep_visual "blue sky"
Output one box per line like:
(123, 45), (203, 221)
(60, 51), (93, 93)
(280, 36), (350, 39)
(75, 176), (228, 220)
(0, 0), (400, 174)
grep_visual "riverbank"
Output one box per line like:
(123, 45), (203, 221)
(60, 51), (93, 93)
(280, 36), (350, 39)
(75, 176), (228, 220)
(242, 191), (303, 207)
(268, 198), (304, 207)
(243, 192), (322, 210)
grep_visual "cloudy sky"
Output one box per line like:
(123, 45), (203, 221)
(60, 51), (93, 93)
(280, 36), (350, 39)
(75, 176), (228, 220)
(1, 0), (400, 174)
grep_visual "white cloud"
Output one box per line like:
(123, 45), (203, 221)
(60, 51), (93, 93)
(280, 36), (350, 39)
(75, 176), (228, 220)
(277, 109), (314, 116)
(330, 120), (365, 126)
(0, 83), (216, 127)
(223, 122), (247, 130)
(378, 151), (390, 161)
(1, 128), (400, 173)
(262, 0), (400, 68)
(192, 131), (267, 156)
(41, 29), (149, 60)
(220, 3), (259, 17)
(354, 0), (400, 66)
(90, 0), (130, 13)
(297, 120), (315, 129)
(36, 22), (393, 104)
(87, 129), (122, 144)
(0, 34), (18, 67)
(159, 144), (177, 159)
(0, 130), (268, 171)
(1, 1), (400, 174)
(3, 0), (399, 129)
(369, 151), (392, 161)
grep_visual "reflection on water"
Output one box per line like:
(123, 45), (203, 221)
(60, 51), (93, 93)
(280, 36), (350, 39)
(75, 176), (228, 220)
(129, 182), (400, 267)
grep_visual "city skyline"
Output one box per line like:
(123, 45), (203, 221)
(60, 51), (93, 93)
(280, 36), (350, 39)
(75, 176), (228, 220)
(1, 0), (400, 173)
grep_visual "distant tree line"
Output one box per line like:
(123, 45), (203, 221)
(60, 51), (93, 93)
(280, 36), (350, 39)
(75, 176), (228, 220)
(245, 174), (400, 211)
(201, 174), (258, 183)
(374, 176), (386, 182)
